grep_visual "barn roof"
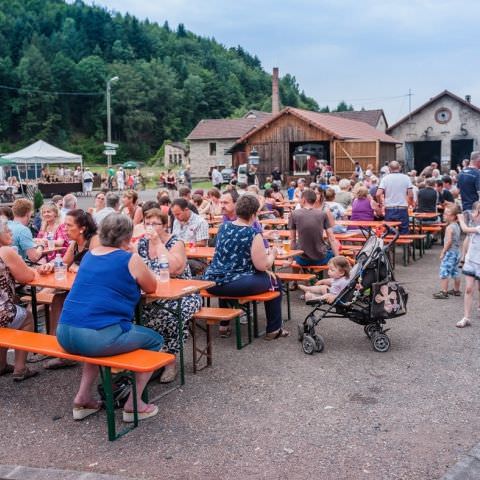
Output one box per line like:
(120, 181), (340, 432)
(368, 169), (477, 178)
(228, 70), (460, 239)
(387, 90), (480, 133)
(187, 111), (272, 140)
(232, 107), (399, 147)
(327, 109), (386, 128)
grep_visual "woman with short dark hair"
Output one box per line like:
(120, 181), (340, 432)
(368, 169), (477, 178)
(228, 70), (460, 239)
(57, 213), (163, 422)
(204, 195), (287, 339)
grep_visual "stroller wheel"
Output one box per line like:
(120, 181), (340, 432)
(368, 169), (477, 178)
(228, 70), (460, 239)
(297, 324), (304, 342)
(302, 335), (316, 355)
(371, 332), (391, 352)
(364, 323), (378, 339)
(313, 334), (324, 353)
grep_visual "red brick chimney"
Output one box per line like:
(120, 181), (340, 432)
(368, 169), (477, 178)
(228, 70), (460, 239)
(272, 67), (280, 114)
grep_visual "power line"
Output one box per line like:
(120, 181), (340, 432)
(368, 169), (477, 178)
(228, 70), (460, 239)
(317, 93), (411, 103)
(0, 84), (104, 96)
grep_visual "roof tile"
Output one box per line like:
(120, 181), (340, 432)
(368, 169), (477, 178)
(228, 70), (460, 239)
(187, 112), (272, 140)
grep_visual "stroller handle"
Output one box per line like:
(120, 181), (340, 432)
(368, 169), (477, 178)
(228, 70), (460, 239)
(381, 224), (400, 249)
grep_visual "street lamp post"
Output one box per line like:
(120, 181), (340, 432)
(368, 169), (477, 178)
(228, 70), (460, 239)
(106, 76), (119, 168)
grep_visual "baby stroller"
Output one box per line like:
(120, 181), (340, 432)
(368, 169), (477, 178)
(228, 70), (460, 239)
(298, 225), (408, 354)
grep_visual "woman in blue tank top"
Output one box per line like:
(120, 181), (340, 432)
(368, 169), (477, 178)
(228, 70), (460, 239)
(57, 214), (164, 423)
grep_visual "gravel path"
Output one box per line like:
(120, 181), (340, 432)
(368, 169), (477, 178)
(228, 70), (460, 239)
(1, 211), (479, 479)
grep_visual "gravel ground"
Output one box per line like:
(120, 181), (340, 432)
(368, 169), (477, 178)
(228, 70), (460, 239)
(1, 194), (479, 479)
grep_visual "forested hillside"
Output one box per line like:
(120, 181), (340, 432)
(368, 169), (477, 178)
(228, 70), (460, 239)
(0, 0), (319, 163)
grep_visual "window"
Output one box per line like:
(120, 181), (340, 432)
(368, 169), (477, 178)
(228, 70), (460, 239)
(169, 154), (173, 161)
(209, 142), (217, 156)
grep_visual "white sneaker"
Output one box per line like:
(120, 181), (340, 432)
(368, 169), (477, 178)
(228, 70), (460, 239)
(456, 317), (472, 328)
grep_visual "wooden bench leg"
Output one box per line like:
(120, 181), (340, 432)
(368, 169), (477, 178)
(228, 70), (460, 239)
(191, 318), (198, 374)
(31, 286), (39, 333)
(284, 282), (292, 321)
(253, 301), (265, 338)
(206, 324), (212, 366)
(191, 318), (212, 373)
(234, 311), (251, 350)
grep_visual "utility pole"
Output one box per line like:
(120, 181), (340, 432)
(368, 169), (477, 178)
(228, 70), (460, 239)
(106, 76), (119, 168)
(408, 88), (413, 118)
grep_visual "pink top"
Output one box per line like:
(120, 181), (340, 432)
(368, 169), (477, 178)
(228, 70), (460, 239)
(37, 224), (69, 261)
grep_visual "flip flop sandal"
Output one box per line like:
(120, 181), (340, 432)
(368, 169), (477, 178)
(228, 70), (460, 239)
(123, 404), (159, 423)
(12, 367), (38, 382)
(0, 364), (14, 376)
(73, 401), (103, 421)
(44, 358), (77, 370)
(219, 327), (231, 338)
(27, 353), (51, 364)
(264, 328), (290, 340)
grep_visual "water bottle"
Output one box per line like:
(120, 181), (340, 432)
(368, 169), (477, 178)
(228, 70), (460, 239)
(46, 232), (55, 250)
(158, 254), (170, 283)
(53, 254), (66, 281)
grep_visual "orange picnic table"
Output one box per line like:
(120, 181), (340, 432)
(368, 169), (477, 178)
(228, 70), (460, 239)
(337, 220), (401, 228)
(259, 218), (289, 228)
(186, 245), (302, 261)
(27, 272), (215, 385)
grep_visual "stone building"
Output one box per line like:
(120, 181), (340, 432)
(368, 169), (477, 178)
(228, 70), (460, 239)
(164, 142), (189, 167)
(186, 110), (271, 177)
(387, 90), (480, 172)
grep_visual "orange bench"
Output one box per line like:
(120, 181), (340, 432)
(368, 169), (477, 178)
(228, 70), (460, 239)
(290, 262), (329, 278)
(276, 272), (315, 321)
(200, 290), (280, 338)
(0, 328), (175, 441)
(191, 307), (243, 372)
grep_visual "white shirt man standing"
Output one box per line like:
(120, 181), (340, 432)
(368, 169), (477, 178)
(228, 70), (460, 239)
(211, 167), (223, 189)
(376, 161), (414, 234)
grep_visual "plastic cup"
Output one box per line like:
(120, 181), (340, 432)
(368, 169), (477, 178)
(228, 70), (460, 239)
(48, 239), (55, 250)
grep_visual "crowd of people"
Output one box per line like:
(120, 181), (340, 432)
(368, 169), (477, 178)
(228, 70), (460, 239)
(2, 152), (480, 422)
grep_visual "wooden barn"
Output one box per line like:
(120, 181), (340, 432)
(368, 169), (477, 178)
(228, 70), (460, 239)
(229, 107), (399, 180)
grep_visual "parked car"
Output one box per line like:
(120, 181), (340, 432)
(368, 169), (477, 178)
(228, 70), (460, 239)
(237, 164), (248, 184)
(221, 168), (234, 183)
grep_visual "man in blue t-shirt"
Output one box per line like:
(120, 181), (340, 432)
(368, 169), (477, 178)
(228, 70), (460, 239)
(8, 199), (44, 262)
(458, 151), (480, 212)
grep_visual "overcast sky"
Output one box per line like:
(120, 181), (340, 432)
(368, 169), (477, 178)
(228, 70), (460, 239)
(85, 0), (480, 125)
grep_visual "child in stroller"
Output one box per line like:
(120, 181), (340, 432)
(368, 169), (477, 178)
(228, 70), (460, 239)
(298, 226), (408, 355)
(299, 256), (351, 304)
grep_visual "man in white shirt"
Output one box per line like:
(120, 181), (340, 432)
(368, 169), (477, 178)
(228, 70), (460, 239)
(171, 198), (209, 275)
(82, 167), (94, 196)
(60, 194), (78, 221)
(376, 161), (414, 234)
(211, 167), (223, 189)
(93, 192), (120, 225)
(116, 167), (125, 191)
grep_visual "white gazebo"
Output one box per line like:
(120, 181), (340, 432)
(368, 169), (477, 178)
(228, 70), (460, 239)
(1, 140), (83, 179)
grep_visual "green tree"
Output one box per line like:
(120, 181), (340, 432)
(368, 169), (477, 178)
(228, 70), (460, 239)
(334, 101), (354, 112)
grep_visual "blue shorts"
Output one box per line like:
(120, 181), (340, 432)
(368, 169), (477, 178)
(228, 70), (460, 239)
(10, 305), (28, 329)
(463, 259), (480, 281)
(294, 250), (334, 266)
(57, 323), (164, 357)
(439, 250), (460, 279)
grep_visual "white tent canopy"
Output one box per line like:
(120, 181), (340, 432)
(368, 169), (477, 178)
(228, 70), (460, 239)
(2, 140), (82, 165)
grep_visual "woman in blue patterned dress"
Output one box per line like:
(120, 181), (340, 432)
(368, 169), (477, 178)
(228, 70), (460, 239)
(204, 194), (288, 340)
(138, 208), (201, 383)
